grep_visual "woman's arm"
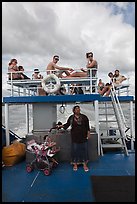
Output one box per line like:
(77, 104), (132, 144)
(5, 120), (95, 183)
(86, 60), (97, 68)
(57, 115), (72, 130)
(54, 63), (73, 72)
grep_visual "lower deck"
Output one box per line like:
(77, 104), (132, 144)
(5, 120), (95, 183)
(2, 152), (135, 202)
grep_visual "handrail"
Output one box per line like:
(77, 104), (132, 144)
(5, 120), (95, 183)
(6, 68), (98, 96)
(2, 124), (22, 140)
(111, 81), (129, 128)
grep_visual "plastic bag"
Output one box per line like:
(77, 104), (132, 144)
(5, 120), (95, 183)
(2, 141), (26, 166)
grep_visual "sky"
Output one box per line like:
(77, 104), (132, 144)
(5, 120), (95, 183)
(2, 2), (135, 97)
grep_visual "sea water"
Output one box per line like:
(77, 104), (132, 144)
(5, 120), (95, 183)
(2, 102), (135, 139)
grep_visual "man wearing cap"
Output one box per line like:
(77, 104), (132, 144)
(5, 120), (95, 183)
(46, 55), (74, 78)
(32, 68), (47, 96)
(32, 68), (43, 79)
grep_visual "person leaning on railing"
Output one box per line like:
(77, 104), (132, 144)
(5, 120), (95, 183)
(86, 52), (98, 77)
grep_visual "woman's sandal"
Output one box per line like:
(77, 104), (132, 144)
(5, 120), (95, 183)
(83, 165), (89, 172)
(73, 165), (78, 171)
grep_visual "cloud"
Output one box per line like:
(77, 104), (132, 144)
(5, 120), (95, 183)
(2, 2), (135, 97)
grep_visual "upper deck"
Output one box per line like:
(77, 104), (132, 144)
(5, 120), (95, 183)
(4, 68), (133, 103)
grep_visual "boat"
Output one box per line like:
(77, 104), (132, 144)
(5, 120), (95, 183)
(2, 68), (135, 202)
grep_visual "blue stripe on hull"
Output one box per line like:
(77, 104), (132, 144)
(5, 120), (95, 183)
(3, 94), (134, 103)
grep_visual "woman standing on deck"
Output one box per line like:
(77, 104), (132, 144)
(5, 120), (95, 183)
(57, 105), (90, 172)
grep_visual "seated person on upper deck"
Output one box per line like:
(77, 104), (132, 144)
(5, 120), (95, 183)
(32, 68), (47, 96)
(8, 59), (30, 80)
(46, 55), (74, 78)
(18, 66), (30, 79)
(8, 59), (21, 80)
(98, 79), (105, 91)
(98, 72), (114, 96)
(113, 69), (127, 87)
(32, 68), (43, 79)
(98, 70), (127, 96)
(64, 51), (98, 78)
(85, 52), (98, 77)
(70, 84), (84, 95)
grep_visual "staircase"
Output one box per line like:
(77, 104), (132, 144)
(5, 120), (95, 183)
(2, 124), (24, 147)
(99, 86), (130, 156)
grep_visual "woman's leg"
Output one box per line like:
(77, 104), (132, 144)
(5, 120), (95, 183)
(98, 86), (108, 95)
(71, 143), (78, 170)
(104, 88), (111, 96)
(80, 142), (89, 171)
(83, 162), (89, 172)
(65, 72), (87, 78)
(104, 86), (112, 96)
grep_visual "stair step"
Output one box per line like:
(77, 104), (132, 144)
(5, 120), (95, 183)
(99, 107), (113, 109)
(102, 143), (124, 148)
(100, 135), (121, 139)
(100, 127), (119, 130)
(99, 102), (112, 104)
(99, 113), (114, 115)
(99, 120), (117, 122)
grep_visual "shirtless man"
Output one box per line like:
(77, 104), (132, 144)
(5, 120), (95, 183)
(46, 55), (74, 78)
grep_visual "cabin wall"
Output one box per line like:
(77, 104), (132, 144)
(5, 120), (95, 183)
(26, 130), (99, 162)
(33, 103), (57, 131)
(53, 130), (99, 162)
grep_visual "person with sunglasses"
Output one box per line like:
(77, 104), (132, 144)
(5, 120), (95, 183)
(64, 52), (98, 78)
(46, 55), (74, 78)
(85, 52), (98, 77)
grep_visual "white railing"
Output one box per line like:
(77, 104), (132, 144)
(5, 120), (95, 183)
(6, 68), (98, 96)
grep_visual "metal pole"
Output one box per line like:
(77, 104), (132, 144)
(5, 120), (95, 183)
(11, 73), (13, 96)
(5, 103), (10, 146)
(89, 69), (92, 94)
(94, 100), (100, 155)
(26, 104), (29, 134)
(130, 101), (134, 150)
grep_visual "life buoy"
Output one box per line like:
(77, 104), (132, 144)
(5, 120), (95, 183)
(41, 74), (61, 94)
